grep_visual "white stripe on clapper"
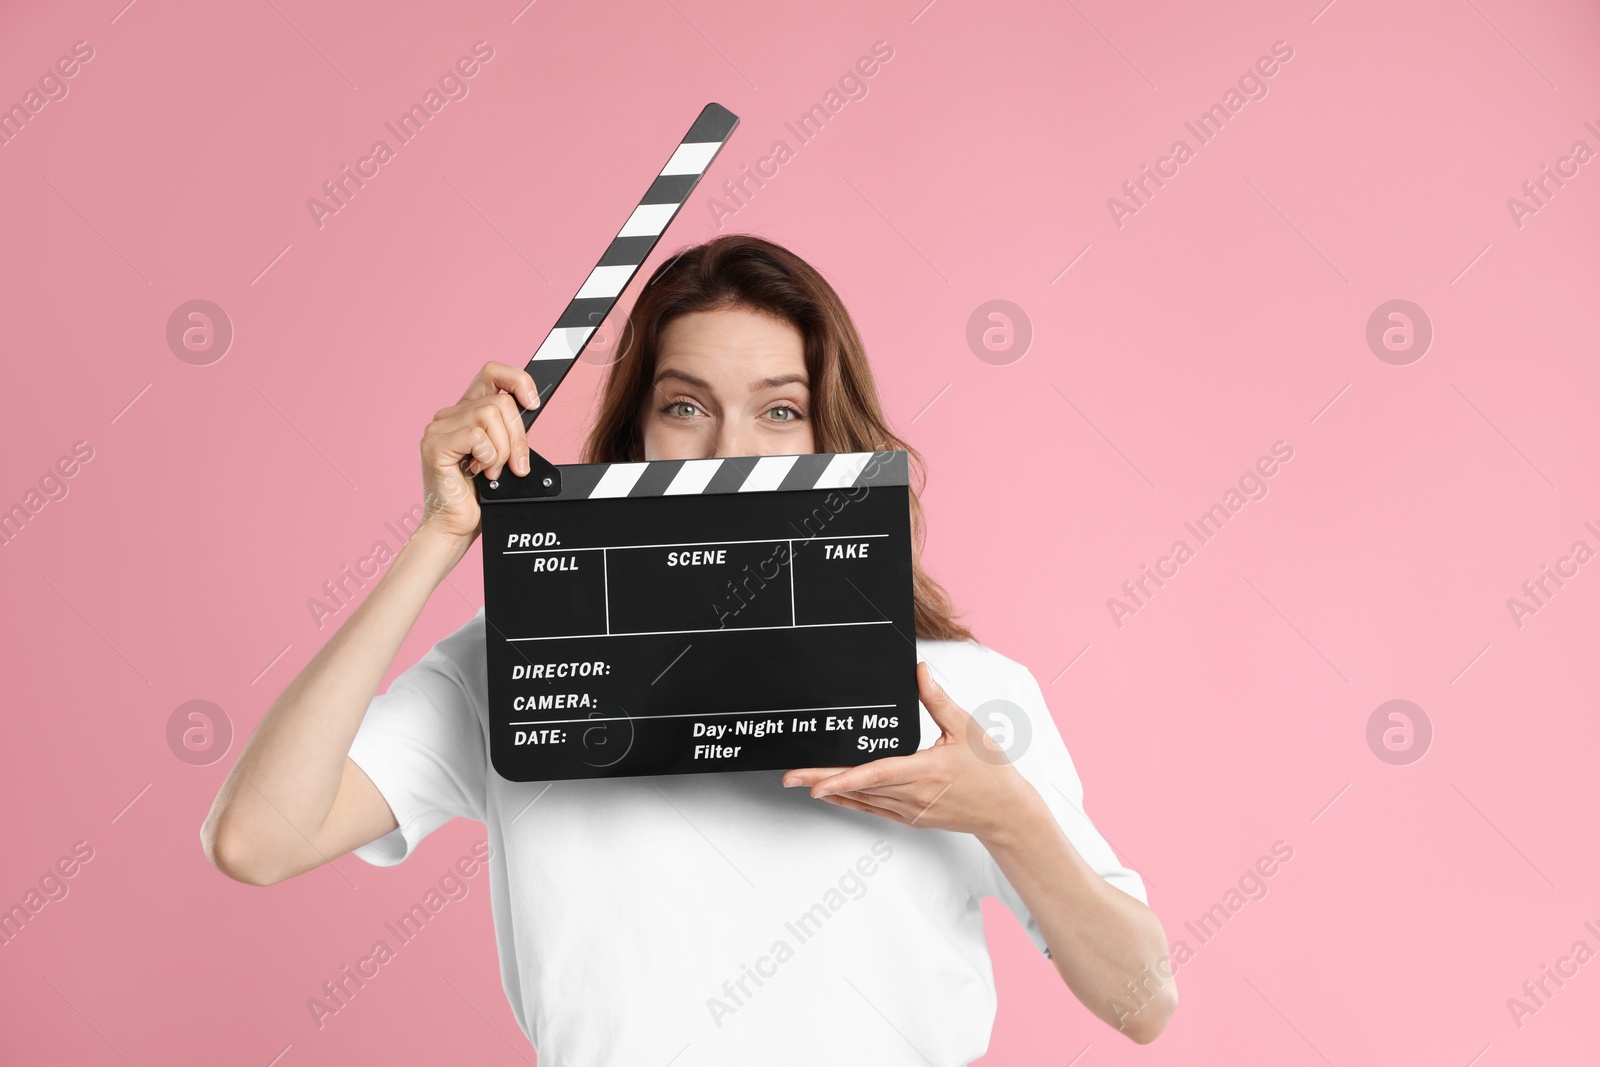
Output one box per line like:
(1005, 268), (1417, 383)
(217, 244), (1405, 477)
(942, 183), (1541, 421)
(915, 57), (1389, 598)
(660, 141), (723, 176)
(663, 459), (722, 495)
(531, 326), (595, 362)
(589, 462), (649, 498)
(617, 203), (678, 238)
(813, 452), (872, 489)
(575, 264), (637, 300)
(739, 454), (798, 492)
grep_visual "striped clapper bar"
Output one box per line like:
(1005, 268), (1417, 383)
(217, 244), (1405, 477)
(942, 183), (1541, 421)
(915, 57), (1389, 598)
(517, 102), (742, 420)
(478, 450), (919, 781)
(474, 103), (918, 780)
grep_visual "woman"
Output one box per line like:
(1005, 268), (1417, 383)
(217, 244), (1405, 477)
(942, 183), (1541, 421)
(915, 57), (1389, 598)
(201, 234), (1176, 1062)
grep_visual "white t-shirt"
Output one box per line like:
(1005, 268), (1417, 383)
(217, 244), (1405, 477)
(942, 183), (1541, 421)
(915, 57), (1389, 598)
(348, 608), (1145, 1066)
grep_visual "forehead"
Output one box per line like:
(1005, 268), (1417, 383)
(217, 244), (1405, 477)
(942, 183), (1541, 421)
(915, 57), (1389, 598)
(656, 307), (806, 380)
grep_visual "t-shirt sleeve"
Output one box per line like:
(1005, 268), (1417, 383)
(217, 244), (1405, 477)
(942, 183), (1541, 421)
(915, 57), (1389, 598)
(978, 657), (1148, 955)
(346, 608), (489, 867)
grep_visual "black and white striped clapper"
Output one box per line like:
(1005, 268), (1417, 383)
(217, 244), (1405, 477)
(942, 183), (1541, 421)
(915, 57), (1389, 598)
(475, 104), (918, 782)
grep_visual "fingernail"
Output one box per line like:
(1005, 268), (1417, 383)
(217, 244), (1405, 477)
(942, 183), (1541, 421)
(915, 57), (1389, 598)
(516, 455), (529, 475)
(782, 777), (798, 787)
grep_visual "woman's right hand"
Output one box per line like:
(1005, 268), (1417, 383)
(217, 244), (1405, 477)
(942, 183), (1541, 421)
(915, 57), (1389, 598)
(419, 361), (541, 544)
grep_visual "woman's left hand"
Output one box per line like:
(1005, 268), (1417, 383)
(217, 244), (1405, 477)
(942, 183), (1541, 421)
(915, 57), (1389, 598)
(783, 661), (1039, 841)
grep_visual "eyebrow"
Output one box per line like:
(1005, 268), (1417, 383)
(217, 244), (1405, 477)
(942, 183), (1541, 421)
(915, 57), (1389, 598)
(653, 369), (809, 391)
(752, 373), (808, 391)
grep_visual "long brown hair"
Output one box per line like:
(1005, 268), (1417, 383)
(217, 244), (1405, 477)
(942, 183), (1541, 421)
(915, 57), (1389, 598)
(581, 233), (973, 643)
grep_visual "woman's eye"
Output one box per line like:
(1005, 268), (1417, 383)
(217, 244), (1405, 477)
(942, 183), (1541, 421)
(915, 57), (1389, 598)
(664, 401), (700, 418)
(766, 406), (802, 422)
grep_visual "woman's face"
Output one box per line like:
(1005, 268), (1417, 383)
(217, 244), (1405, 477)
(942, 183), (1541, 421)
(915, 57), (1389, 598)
(641, 305), (816, 461)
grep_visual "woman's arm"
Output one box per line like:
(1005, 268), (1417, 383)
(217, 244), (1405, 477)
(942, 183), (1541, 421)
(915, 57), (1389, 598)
(784, 662), (1177, 1042)
(200, 526), (469, 885)
(976, 783), (1176, 1041)
(200, 362), (537, 886)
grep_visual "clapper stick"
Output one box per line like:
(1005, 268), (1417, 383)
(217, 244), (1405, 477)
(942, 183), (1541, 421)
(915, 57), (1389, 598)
(519, 102), (738, 430)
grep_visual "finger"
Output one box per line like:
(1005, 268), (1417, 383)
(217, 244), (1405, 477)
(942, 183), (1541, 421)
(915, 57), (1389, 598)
(842, 789), (925, 821)
(815, 792), (910, 825)
(811, 753), (929, 798)
(461, 361), (541, 410)
(782, 767), (850, 788)
(897, 781), (958, 824)
(427, 407), (500, 474)
(917, 661), (973, 739)
(486, 392), (532, 478)
(425, 421), (497, 476)
(464, 403), (512, 481)
(851, 781), (955, 824)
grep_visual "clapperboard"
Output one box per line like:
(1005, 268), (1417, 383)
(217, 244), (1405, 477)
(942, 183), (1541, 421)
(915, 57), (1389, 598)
(474, 103), (918, 781)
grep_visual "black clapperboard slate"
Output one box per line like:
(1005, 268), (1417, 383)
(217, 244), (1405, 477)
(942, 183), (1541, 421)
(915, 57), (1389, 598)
(473, 103), (919, 781)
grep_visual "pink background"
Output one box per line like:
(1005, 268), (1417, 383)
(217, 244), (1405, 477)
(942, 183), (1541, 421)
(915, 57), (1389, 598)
(3, 0), (1598, 1062)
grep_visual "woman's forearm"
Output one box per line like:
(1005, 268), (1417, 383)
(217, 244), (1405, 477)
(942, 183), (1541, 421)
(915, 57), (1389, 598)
(790, 668), (1179, 1041)
(201, 522), (470, 881)
(977, 786), (1177, 1042)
